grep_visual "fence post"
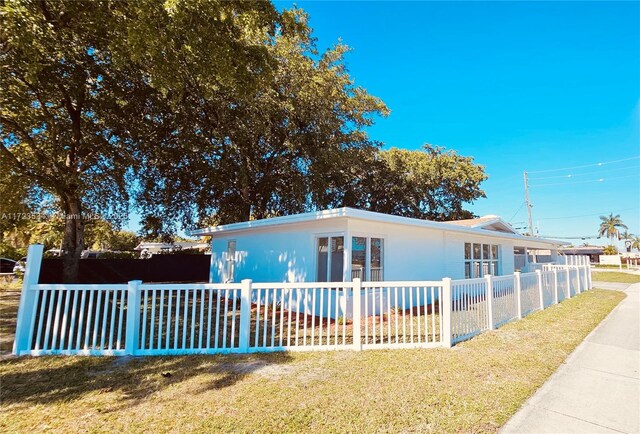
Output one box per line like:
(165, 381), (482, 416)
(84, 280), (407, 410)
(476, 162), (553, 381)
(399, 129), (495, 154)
(13, 244), (44, 355)
(441, 278), (452, 347)
(514, 271), (522, 319)
(587, 261), (592, 289)
(352, 279), (362, 351)
(575, 266), (582, 294)
(485, 274), (495, 330)
(239, 279), (253, 353)
(553, 268), (559, 304)
(583, 262), (591, 291)
(584, 264), (589, 291)
(125, 280), (142, 355)
(536, 270), (544, 310)
(565, 266), (571, 298)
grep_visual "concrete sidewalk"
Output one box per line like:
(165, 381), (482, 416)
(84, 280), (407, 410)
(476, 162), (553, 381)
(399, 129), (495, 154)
(501, 282), (640, 434)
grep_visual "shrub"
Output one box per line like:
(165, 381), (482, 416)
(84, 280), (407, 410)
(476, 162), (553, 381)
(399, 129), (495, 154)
(99, 251), (138, 259)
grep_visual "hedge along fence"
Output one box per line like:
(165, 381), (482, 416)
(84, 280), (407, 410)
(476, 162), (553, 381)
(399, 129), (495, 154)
(13, 245), (592, 356)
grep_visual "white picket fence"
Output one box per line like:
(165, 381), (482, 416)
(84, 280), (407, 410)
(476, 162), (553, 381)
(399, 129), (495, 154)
(12, 245), (592, 356)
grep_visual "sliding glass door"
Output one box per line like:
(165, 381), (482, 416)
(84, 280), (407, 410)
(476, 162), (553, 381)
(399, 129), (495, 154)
(316, 236), (344, 282)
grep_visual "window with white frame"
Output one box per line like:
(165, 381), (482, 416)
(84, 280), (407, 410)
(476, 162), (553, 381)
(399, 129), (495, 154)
(225, 240), (236, 282)
(464, 242), (500, 278)
(351, 236), (384, 281)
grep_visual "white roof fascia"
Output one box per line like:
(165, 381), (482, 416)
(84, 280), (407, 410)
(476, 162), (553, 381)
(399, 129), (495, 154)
(189, 207), (564, 246)
(474, 218), (519, 234)
(189, 208), (350, 236)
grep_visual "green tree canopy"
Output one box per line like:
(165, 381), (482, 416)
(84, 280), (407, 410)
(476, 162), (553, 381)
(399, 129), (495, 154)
(136, 8), (389, 226)
(1, 0), (286, 281)
(330, 145), (487, 221)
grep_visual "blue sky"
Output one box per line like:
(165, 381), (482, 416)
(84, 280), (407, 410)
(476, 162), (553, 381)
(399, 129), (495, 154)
(267, 0), (640, 246)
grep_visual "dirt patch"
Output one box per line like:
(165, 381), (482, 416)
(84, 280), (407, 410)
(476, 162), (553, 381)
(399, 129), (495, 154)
(212, 358), (330, 383)
(214, 360), (296, 379)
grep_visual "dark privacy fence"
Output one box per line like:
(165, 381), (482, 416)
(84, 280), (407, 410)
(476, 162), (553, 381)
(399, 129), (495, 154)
(38, 254), (211, 284)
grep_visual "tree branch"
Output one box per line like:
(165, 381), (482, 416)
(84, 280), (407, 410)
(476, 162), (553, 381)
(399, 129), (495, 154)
(0, 141), (59, 190)
(0, 115), (65, 179)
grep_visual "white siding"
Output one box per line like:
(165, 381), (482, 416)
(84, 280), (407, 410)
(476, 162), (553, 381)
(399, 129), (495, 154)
(210, 219), (347, 283)
(500, 242), (516, 275)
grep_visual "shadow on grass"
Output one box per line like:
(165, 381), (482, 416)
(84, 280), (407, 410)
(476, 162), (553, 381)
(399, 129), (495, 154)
(1, 286), (294, 409)
(0, 352), (293, 410)
(0, 290), (20, 353)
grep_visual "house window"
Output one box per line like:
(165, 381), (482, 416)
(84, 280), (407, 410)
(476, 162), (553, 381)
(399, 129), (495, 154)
(225, 240), (236, 282)
(351, 236), (366, 280)
(464, 242), (500, 278)
(317, 236), (344, 282)
(370, 238), (383, 281)
(350, 236), (384, 281)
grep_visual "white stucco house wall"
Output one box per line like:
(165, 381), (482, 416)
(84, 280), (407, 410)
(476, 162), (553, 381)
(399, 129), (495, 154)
(189, 207), (563, 284)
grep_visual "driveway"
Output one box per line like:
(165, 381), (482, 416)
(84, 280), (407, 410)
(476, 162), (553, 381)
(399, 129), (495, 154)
(501, 282), (640, 433)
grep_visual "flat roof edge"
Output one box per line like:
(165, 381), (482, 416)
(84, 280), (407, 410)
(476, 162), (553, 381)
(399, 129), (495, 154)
(189, 207), (565, 246)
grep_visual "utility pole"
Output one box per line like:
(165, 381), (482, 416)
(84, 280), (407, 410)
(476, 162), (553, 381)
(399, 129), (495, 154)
(524, 171), (534, 237)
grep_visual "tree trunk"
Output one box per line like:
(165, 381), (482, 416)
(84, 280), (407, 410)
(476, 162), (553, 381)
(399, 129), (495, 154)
(239, 198), (251, 222)
(61, 194), (85, 283)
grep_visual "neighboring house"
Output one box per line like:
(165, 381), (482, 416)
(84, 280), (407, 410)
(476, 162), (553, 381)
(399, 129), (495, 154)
(558, 245), (604, 264)
(189, 207), (564, 284)
(134, 241), (210, 258)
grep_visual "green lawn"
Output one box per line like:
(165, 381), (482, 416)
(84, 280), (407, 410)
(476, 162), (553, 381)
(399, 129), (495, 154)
(0, 287), (624, 433)
(591, 271), (640, 284)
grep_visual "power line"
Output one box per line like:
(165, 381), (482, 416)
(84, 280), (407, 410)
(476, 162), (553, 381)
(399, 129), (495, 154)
(507, 201), (526, 223)
(538, 207), (639, 221)
(528, 164), (640, 181)
(530, 173), (639, 188)
(527, 155), (640, 174)
(539, 235), (599, 240)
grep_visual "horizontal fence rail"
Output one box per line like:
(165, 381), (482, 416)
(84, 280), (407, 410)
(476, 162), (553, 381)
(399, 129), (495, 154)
(12, 246), (592, 356)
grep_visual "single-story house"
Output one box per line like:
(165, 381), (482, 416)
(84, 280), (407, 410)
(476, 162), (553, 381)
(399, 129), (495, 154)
(189, 207), (564, 284)
(558, 246), (604, 264)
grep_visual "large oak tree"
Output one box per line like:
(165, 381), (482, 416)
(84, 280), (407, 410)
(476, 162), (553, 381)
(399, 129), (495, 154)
(2, 1), (487, 283)
(1, 0), (284, 281)
(135, 8), (389, 227)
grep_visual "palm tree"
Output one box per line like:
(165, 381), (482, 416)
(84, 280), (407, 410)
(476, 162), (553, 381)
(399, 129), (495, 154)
(631, 235), (640, 252)
(598, 213), (628, 246)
